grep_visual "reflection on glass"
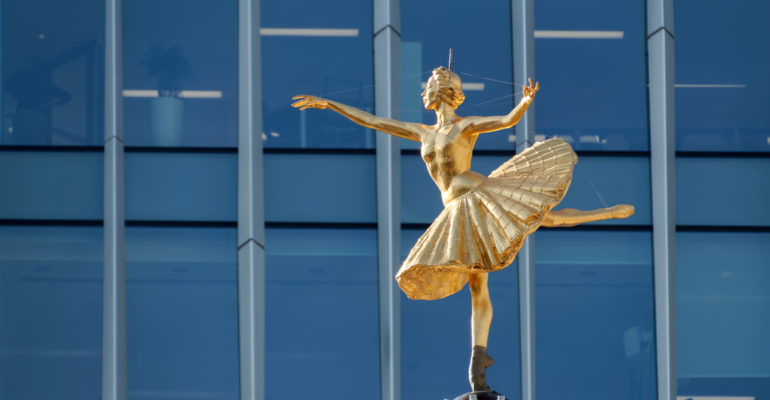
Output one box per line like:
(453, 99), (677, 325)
(265, 228), (380, 399)
(677, 232), (770, 398)
(126, 227), (239, 398)
(535, 0), (648, 150)
(2, 0), (105, 146)
(536, 230), (656, 400)
(261, 0), (374, 149)
(401, 0), (515, 151)
(0, 226), (102, 399)
(123, 0), (238, 147)
(675, 0), (770, 152)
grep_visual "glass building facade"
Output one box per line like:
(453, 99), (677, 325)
(0, 0), (768, 400)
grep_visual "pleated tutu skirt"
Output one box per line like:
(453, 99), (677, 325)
(396, 138), (578, 300)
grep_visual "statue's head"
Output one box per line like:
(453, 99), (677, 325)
(422, 66), (465, 110)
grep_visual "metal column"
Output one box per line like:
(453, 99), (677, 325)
(374, 0), (401, 399)
(647, 0), (677, 399)
(237, 0), (266, 399)
(102, 0), (126, 398)
(512, 1), (536, 399)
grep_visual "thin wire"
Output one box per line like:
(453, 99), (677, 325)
(456, 70), (528, 87)
(583, 176), (610, 208)
(464, 90), (524, 109)
(316, 69), (434, 98)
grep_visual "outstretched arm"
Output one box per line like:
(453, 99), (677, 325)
(292, 95), (424, 142)
(462, 79), (539, 136)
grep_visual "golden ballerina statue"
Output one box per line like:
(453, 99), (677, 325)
(292, 66), (634, 394)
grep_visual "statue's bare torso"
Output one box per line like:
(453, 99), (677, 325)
(420, 120), (486, 204)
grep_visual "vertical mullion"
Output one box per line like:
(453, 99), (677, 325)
(647, 0), (677, 398)
(237, 0), (266, 399)
(102, 0), (126, 398)
(512, 1), (536, 400)
(373, 0), (401, 399)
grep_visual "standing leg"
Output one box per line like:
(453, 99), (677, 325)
(468, 272), (494, 392)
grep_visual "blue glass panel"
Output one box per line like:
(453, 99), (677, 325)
(123, 0), (238, 147)
(400, 228), (521, 399)
(126, 227), (239, 398)
(536, 230), (656, 400)
(0, 226), (102, 399)
(126, 152), (236, 221)
(675, 0), (770, 152)
(261, 0), (374, 149)
(677, 232), (770, 398)
(0, 151), (103, 219)
(677, 157), (770, 226)
(2, 0), (104, 146)
(265, 228), (379, 399)
(264, 153), (376, 223)
(535, 0), (648, 150)
(401, 1), (515, 151)
(402, 154), (650, 225)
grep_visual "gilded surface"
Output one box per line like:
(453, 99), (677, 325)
(293, 66), (634, 392)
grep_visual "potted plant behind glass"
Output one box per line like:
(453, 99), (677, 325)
(141, 44), (193, 146)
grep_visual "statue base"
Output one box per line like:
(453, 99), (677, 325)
(452, 390), (506, 400)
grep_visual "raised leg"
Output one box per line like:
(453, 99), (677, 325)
(468, 273), (494, 392)
(541, 204), (635, 227)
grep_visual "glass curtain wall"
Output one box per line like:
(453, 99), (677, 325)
(122, 0), (241, 397)
(534, 1), (656, 400)
(1, 1), (105, 398)
(261, 0), (380, 398)
(2, 0), (769, 399)
(674, 1), (770, 399)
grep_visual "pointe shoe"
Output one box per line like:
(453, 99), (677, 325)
(469, 345), (495, 392)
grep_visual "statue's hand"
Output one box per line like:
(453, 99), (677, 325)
(522, 78), (539, 99)
(291, 95), (329, 110)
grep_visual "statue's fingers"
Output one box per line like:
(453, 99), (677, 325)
(291, 100), (306, 108)
(528, 78), (533, 87)
(291, 95), (305, 100)
(535, 81), (540, 91)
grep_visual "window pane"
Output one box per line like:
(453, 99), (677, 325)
(261, 0), (373, 149)
(264, 153), (376, 223)
(535, 0), (648, 150)
(675, 0), (770, 152)
(536, 230), (656, 400)
(401, 0), (515, 151)
(126, 152), (236, 221)
(677, 232), (770, 398)
(677, 157), (770, 226)
(123, 0), (238, 147)
(2, 0), (104, 146)
(266, 228), (380, 399)
(0, 226), (102, 399)
(0, 151), (103, 220)
(400, 228), (521, 399)
(126, 227), (239, 398)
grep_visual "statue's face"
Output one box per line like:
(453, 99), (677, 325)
(422, 67), (464, 110)
(422, 75), (441, 110)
